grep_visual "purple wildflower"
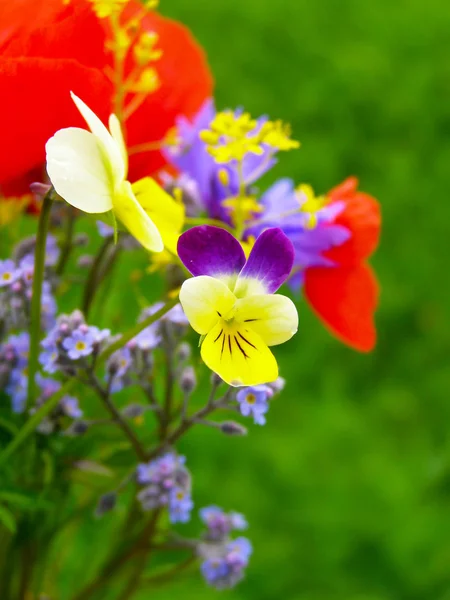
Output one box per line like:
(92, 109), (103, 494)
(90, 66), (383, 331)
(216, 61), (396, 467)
(0, 259), (21, 288)
(236, 385), (273, 425)
(62, 328), (96, 360)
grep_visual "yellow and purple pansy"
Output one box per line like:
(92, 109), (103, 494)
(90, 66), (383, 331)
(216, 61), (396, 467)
(178, 225), (298, 387)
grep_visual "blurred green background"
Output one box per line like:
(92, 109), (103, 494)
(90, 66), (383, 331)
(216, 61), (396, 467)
(157, 0), (450, 598)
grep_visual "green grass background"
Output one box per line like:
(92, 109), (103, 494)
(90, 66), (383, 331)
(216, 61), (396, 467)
(154, 0), (450, 598)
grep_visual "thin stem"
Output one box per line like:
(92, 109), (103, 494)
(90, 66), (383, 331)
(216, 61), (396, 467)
(55, 206), (76, 276)
(71, 509), (162, 600)
(128, 140), (163, 156)
(234, 160), (246, 239)
(88, 373), (147, 461)
(27, 190), (53, 408)
(147, 387), (233, 461)
(141, 555), (196, 587)
(82, 237), (112, 317)
(99, 297), (179, 363)
(0, 379), (76, 465)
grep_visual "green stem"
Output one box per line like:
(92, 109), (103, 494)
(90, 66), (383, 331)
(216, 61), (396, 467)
(98, 297), (179, 364)
(82, 237), (112, 317)
(0, 379), (76, 465)
(27, 191), (53, 408)
(56, 206), (75, 276)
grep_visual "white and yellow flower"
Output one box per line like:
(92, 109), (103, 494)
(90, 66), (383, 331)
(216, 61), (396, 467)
(45, 92), (164, 252)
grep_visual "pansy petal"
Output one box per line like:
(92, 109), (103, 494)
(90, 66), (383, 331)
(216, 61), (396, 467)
(109, 114), (128, 176)
(235, 294), (298, 346)
(236, 228), (294, 295)
(304, 263), (379, 352)
(179, 276), (236, 335)
(201, 321), (278, 387)
(132, 177), (184, 254)
(70, 92), (125, 186)
(46, 127), (113, 213)
(177, 225), (246, 279)
(113, 181), (163, 252)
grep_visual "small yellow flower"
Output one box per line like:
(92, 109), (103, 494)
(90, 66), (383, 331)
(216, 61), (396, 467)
(296, 184), (327, 229)
(200, 111), (300, 164)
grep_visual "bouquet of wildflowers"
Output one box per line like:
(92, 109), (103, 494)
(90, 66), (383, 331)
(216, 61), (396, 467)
(0, 0), (381, 597)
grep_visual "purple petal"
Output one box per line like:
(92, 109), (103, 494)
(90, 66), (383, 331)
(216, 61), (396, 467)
(177, 226), (246, 278)
(239, 228), (294, 293)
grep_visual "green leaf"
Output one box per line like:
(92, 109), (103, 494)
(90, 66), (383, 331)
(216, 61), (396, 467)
(0, 490), (52, 511)
(0, 378), (76, 466)
(0, 417), (19, 437)
(0, 504), (16, 534)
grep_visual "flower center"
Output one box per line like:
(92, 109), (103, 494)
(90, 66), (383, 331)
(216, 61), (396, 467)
(2, 272), (12, 281)
(75, 341), (87, 351)
(246, 393), (256, 404)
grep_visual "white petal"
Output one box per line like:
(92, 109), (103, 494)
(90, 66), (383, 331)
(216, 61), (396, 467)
(46, 128), (113, 214)
(113, 181), (164, 252)
(109, 114), (128, 176)
(179, 276), (236, 335)
(70, 92), (125, 186)
(234, 294), (298, 346)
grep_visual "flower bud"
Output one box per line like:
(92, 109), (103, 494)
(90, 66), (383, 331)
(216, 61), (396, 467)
(269, 377), (285, 394)
(122, 403), (145, 419)
(220, 421), (248, 436)
(77, 255), (94, 269)
(74, 233), (89, 247)
(180, 366), (197, 394)
(175, 342), (191, 363)
(95, 491), (117, 518)
(64, 420), (89, 436)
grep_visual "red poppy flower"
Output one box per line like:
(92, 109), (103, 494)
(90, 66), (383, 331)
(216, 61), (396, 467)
(304, 177), (381, 352)
(0, 0), (213, 197)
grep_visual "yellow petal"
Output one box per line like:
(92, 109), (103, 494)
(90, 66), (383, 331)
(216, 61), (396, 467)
(201, 320), (278, 387)
(113, 181), (163, 252)
(235, 294), (298, 346)
(46, 128), (114, 213)
(179, 276), (235, 335)
(132, 177), (184, 254)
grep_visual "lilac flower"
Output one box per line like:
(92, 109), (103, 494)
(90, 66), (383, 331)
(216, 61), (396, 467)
(200, 506), (248, 540)
(39, 343), (59, 374)
(236, 385), (273, 425)
(200, 536), (253, 589)
(60, 396), (83, 419)
(96, 221), (114, 238)
(36, 374), (61, 400)
(6, 374), (28, 414)
(0, 259), (21, 288)
(169, 487), (194, 523)
(62, 328), (96, 360)
(247, 179), (351, 284)
(136, 453), (192, 522)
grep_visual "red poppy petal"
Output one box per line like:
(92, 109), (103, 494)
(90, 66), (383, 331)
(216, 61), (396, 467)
(0, 57), (112, 184)
(325, 177), (381, 265)
(123, 11), (214, 180)
(304, 264), (379, 352)
(3, 0), (106, 69)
